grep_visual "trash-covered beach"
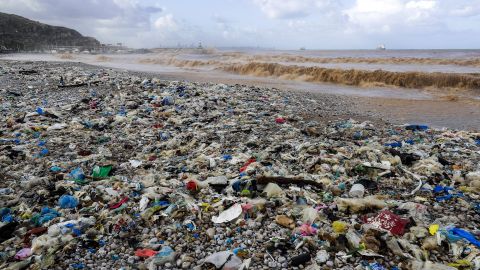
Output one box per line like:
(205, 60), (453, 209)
(1, 60), (480, 270)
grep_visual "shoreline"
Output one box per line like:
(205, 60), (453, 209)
(2, 58), (479, 131)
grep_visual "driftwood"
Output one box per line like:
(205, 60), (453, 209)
(57, 80), (101, 88)
(256, 176), (323, 189)
(18, 70), (37, 75)
(57, 83), (87, 88)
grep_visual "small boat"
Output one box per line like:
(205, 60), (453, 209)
(376, 44), (386, 50)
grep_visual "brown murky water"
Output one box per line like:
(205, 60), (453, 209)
(2, 50), (479, 130)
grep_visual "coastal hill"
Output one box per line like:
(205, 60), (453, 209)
(0, 12), (100, 51)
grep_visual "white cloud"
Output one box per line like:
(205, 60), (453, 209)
(344, 0), (439, 33)
(1, 0), (479, 49)
(450, 2), (480, 17)
(0, 0), (163, 46)
(252, 0), (334, 19)
(154, 14), (177, 31)
(405, 0), (436, 10)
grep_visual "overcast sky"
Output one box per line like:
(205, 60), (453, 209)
(1, 0), (479, 49)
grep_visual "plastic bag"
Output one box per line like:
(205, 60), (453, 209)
(91, 165), (112, 178)
(135, 248), (157, 258)
(212, 204), (242, 224)
(14, 247), (32, 260)
(363, 210), (409, 236)
(448, 228), (480, 248)
(69, 167), (85, 181)
(349, 184), (365, 198)
(58, 195), (79, 209)
(263, 183), (283, 198)
(204, 251), (242, 269)
(302, 207), (318, 224)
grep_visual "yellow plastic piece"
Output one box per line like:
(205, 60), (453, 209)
(332, 220), (348, 233)
(448, 259), (471, 268)
(429, 224), (439, 235)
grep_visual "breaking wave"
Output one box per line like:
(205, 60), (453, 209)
(219, 53), (480, 67)
(58, 53), (74, 60)
(138, 53), (480, 90)
(96, 55), (112, 62)
(139, 57), (219, 68)
(221, 62), (480, 90)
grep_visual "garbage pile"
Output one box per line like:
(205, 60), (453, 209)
(1, 61), (480, 270)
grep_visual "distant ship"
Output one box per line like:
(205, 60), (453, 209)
(299, 47), (306, 51)
(376, 44), (386, 50)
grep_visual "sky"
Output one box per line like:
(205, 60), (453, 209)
(1, 0), (479, 49)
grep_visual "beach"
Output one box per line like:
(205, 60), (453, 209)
(0, 59), (479, 270)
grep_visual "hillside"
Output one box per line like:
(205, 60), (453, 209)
(0, 12), (100, 51)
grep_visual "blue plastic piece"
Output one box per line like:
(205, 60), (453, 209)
(474, 203), (480, 214)
(223, 154), (232, 161)
(36, 107), (44, 115)
(152, 200), (170, 207)
(35, 207), (60, 225)
(159, 132), (170, 141)
(59, 195), (79, 209)
(406, 124), (428, 131)
(69, 168), (85, 180)
(232, 180), (243, 192)
(50, 166), (63, 172)
(449, 228), (480, 248)
(161, 96), (174, 106)
(185, 223), (195, 231)
(436, 194), (453, 202)
(71, 263), (85, 269)
(404, 139), (415, 145)
(118, 106), (127, 116)
(72, 228), (82, 236)
(385, 141), (402, 148)
(353, 131), (362, 140)
(0, 208), (10, 216)
(433, 185), (445, 193)
(1, 214), (13, 223)
(39, 148), (49, 156)
(156, 246), (174, 257)
(369, 263), (387, 270)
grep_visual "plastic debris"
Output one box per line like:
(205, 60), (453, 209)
(204, 251), (243, 269)
(14, 248), (32, 260)
(212, 204), (243, 224)
(349, 183), (365, 198)
(58, 195), (79, 209)
(332, 221), (348, 233)
(0, 61), (479, 270)
(363, 210), (409, 236)
(134, 248), (157, 258)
